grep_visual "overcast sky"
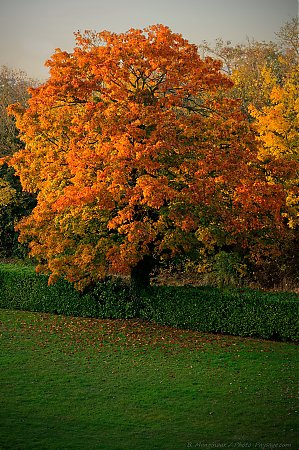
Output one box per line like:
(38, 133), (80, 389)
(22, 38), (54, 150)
(0, 0), (297, 80)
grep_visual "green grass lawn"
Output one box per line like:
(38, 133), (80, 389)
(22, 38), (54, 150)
(0, 309), (297, 450)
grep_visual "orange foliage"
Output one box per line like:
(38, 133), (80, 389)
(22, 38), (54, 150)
(8, 25), (291, 288)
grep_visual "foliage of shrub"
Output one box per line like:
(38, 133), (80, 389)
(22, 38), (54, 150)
(0, 263), (94, 316)
(138, 285), (298, 342)
(0, 264), (136, 319)
(0, 263), (297, 341)
(88, 278), (138, 319)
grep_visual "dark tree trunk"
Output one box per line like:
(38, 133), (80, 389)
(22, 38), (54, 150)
(131, 255), (157, 290)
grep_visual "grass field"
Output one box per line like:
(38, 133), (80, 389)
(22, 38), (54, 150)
(0, 309), (298, 450)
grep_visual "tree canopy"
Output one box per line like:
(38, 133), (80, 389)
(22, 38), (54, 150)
(8, 24), (298, 289)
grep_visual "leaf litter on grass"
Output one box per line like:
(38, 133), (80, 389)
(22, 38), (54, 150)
(0, 309), (293, 359)
(0, 309), (298, 449)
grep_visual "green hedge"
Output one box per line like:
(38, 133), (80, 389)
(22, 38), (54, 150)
(138, 285), (299, 342)
(0, 263), (298, 341)
(0, 263), (136, 319)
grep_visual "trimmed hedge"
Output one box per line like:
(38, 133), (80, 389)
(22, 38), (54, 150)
(138, 285), (299, 342)
(0, 263), (298, 341)
(0, 263), (136, 319)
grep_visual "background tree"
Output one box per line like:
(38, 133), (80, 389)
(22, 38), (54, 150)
(197, 19), (299, 287)
(199, 38), (280, 113)
(0, 66), (37, 157)
(248, 61), (299, 285)
(0, 66), (37, 258)
(246, 19), (299, 286)
(199, 18), (298, 114)
(275, 17), (299, 62)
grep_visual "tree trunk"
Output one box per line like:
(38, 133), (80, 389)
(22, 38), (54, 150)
(131, 255), (157, 290)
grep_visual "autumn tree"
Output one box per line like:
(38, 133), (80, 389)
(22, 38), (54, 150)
(239, 18), (299, 285)
(9, 25), (289, 289)
(199, 18), (298, 114)
(196, 19), (298, 286)
(0, 66), (37, 257)
(275, 17), (299, 67)
(248, 60), (299, 284)
(199, 38), (281, 113)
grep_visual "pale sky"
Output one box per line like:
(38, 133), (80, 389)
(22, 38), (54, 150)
(0, 0), (297, 81)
